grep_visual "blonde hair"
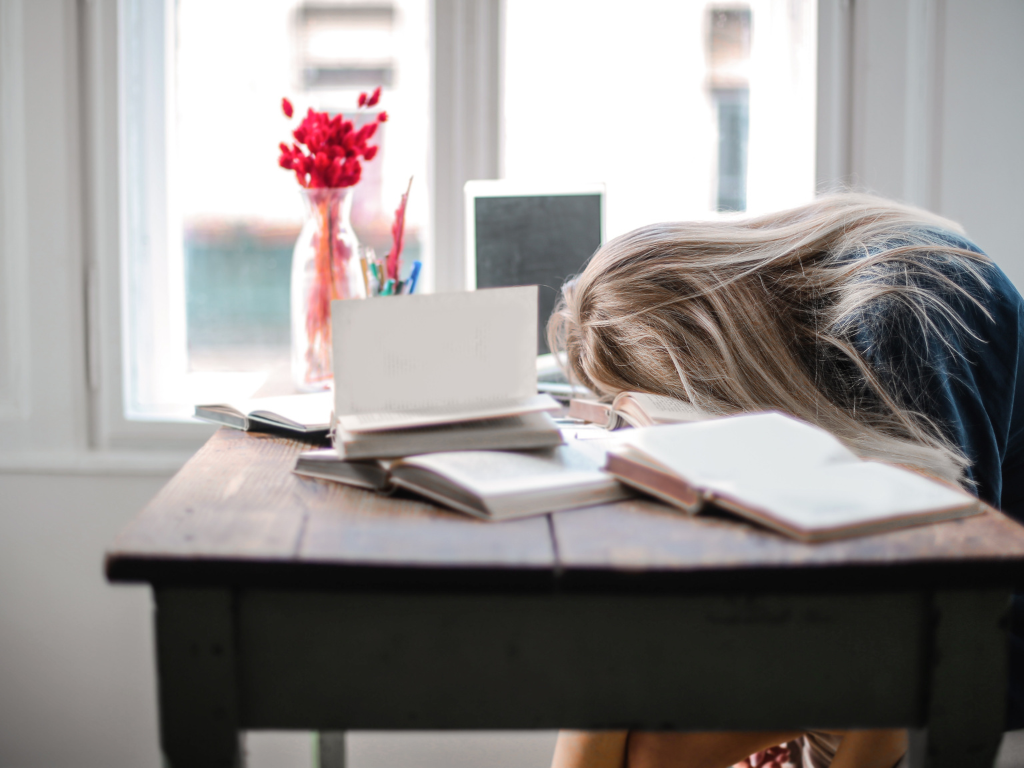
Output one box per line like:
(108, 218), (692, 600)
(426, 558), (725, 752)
(548, 193), (993, 484)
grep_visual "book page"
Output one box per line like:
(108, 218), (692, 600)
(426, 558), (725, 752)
(395, 437), (621, 497)
(615, 392), (704, 426)
(332, 286), (538, 419)
(619, 412), (978, 536)
(629, 393), (705, 422)
(391, 436), (633, 518)
(336, 393), (559, 433)
(342, 411), (552, 438)
(622, 412), (859, 488)
(336, 411), (562, 458)
(723, 461), (977, 532)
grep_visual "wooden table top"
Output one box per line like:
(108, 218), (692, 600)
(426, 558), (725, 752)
(105, 428), (1024, 592)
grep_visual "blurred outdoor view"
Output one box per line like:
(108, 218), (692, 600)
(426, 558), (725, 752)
(175, 0), (430, 385)
(173, 0), (814, 387)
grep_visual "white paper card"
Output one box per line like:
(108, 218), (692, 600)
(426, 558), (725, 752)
(332, 286), (538, 417)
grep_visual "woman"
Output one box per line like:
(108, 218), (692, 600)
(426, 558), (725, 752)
(546, 194), (1024, 768)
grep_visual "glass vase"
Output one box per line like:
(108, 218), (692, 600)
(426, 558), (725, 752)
(291, 187), (366, 391)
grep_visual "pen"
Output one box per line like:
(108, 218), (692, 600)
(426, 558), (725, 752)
(406, 261), (422, 294)
(382, 278), (395, 296)
(368, 262), (381, 296)
(359, 254), (372, 297)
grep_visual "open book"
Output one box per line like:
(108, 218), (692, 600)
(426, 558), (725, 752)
(194, 391), (333, 435)
(331, 285), (560, 442)
(294, 450), (393, 491)
(569, 391), (704, 429)
(605, 412), (982, 542)
(295, 437), (633, 520)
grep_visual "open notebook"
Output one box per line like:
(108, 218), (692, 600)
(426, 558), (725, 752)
(296, 435), (632, 520)
(331, 286), (559, 436)
(605, 412), (982, 541)
(194, 391), (333, 435)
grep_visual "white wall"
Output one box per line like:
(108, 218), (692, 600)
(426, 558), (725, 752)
(0, 466), (561, 768)
(937, 0), (1024, 288)
(818, 0), (1024, 288)
(2, 1), (1024, 767)
(0, 473), (165, 768)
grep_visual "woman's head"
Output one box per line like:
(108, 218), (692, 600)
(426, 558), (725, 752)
(548, 193), (986, 483)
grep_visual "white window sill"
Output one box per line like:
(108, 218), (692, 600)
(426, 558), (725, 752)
(0, 449), (194, 477)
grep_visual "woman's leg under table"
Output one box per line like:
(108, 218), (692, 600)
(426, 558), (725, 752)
(550, 729), (908, 768)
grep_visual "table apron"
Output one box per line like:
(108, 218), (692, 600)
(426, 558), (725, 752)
(232, 589), (933, 731)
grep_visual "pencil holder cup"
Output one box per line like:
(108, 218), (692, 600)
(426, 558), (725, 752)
(290, 187), (366, 391)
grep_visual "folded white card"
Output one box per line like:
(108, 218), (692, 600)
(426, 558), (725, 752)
(331, 286), (558, 433)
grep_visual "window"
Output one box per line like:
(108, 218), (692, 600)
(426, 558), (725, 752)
(7, 0), (1009, 458)
(121, 0), (429, 421)
(113, 0), (814, 432)
(502, 0), (816, 235)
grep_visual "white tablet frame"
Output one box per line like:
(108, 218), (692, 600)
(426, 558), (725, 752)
(463, 180), (607, 290)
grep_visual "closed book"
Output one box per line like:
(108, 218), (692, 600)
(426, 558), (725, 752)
(334, 411), (563, 460)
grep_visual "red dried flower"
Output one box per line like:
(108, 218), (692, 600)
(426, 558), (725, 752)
(278, 91), (386, 189)
(385, 177), (413, 281)
(378, 111), (388, 123)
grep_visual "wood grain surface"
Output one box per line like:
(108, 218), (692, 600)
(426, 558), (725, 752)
(298, 482), (554, 568)
(106, 429), (1024, 590)
(550, 500), (1024, 590)
(108, 430), (312, 561)
(106, 429), (555, 586)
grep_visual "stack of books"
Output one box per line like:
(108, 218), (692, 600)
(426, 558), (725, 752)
(301, 285), (633, 519)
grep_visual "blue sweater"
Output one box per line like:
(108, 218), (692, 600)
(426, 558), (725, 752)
(843, 228), (1024, 727)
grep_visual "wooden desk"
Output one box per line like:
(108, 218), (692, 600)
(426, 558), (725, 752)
(106, 429), (1024, 768)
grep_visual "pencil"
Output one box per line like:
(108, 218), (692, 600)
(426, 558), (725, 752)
(406, 261), (422, 295)
(359, 254), (372, 297)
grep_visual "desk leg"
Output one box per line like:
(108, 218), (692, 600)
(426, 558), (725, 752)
(318, 731), (346, 768)
(912, 590), (1011, 768)
(155, 588), (245, 768)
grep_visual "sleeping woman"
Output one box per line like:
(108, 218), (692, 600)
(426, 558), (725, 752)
(545, 193), (1024, 768)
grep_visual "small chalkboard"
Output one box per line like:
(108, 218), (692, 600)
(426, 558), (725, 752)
(465, 181), (605, 354)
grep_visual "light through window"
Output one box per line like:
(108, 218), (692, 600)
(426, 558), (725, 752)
(124, 0), (430, 417)
(502, 0), (816, 237)
(176, 0), (428, 394)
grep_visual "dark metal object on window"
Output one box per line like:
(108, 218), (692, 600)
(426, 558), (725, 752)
(713, 88), (749, 212)
(708, 6), (751, 211)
